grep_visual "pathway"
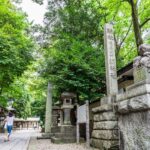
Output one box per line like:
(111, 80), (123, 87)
(0, 130), (33, 150)
(0, 130), (98, 150)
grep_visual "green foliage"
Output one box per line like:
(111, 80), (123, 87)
(39, 0), (150, 104)
(100, 0), (150, 68)
(31, 98), (46, 124)
(0, 0), (150, 120)
(0, 0), (33, 108)
(9, 80), (31, 118)
(0, 0), (34, 97)
(39, 0), (108, 102)
(0, 0), (35, 118)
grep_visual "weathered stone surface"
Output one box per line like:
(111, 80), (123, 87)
(117, 84), (150, 101)
(93, 112), (117, 121)
(94, 121), (118, 130)
(117, 100), (128, 113)
(126, 84), (150, 99)
(133, 66), (148, 83)
(133, 44), (150, 68)
(45, 82), (52, 133)
(101, 96), (112, 105)
(119, 111), (150, 150)
(116, 93), (127, 102)
(117, 45), (150, 150)
(92, 130), (118, 140)
(92, 104), (113, 113)
(118, 94), (150, 113)
(129, 94), (150, 110)
(104, 23), (118, 96)
(127, 79), (150, 90)
(93, 114), (100, 121)
(91, 138), (119, 149)
(93, 121), (118, 130)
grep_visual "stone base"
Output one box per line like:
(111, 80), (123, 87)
(51, 126), (61, 133)
(91, 97), (119, 149)
(51, 137), (76, 144)
(37, 133), (54, 139)
(37, 126), (61, 139)
(51, 125), (76, 144)
(91, 139), (119, 150)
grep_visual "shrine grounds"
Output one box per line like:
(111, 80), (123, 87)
(0, 130), (98, 150)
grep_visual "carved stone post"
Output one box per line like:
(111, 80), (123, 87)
(45, 82), (52, 133)
(91, 24), (119, 149)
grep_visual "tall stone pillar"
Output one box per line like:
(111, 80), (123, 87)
(45, 82), (52, 133)
(104, 23), (118, 96)
(116, 44), (150, 149)
(91, 24), (119, 149)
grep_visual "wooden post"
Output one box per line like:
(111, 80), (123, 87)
(76, 104), (80, 144)
(86, 100), (90, 148)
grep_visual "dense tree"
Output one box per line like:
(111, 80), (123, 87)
(1, 0), (150, 119)
(38, 0), (108, 102)
(38, 0), (150, 103)
(0, 0), (34, 106)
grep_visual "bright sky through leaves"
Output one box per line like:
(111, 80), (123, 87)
(19, 0), (47, 25)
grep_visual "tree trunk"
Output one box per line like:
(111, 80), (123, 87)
(129, 0), (143, 52)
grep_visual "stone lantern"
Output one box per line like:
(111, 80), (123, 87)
(51, 92), (77, 143)
(61, 92), (76, 125)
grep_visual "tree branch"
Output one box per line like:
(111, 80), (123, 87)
(116, 22), (132, 56)
(119, 22), (132, 48)
(140, 18), (150, 28)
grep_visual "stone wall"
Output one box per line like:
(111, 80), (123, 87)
(119, 111), (150, 150)
(116, 80), (150, 150)
(91, 100), (119, 149)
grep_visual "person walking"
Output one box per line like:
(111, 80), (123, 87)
(4, 112), (14, 141)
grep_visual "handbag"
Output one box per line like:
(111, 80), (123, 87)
(4, 122), (7, 129)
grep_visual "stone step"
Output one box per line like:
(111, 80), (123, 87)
(51, 126), (61, 133)
(91, 138), (119, 150)
(54, 132), (76, 138)
(51, 137), (76, 144)
(60, 126), (76, 133)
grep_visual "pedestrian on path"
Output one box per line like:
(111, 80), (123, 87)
(4, 112), (14, 141)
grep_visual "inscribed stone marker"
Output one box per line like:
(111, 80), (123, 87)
(45, 82), (52, 133)
(104, 23), (118, 96)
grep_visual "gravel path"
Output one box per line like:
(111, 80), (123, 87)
(28, 136), (98, 150)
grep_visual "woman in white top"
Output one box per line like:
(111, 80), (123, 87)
(4, 112), (14, 141)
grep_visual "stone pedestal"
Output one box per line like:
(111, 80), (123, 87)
(116, 67), (150, 149)
(62, 105), (73, 125)
(91, 96), (119, 149)
(51, 125), (76, 143)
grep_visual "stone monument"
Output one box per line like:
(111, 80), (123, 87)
(116, 44), (150, 149)
(91, 23), (119, 149)
(45, 82), (52, 133)
(61, 92), (74, 125)
(51, 92), (77, 143)
(40, 82), (53, 139)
